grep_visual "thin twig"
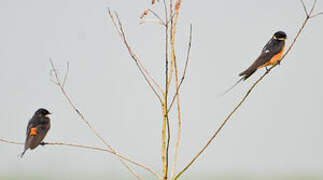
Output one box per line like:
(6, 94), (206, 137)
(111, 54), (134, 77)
(140, 18), (165, 25)
(115, 11), (164, 99)
(162, 0), (170, 179)
(167, 0), (181, 87)
(163, 1), (181, 179)
(62, 61), (69, 88)
(161, 103), (168, 180)
(148, 9), (166, 26)
(166, 0), (175, 87)
(162, 0), (168, 24)
(168, 24), (192, 113)
(300, 0), (309, 16)
(0, 137), (163, 180)
(169, 0), (174, 29)
(0, 138), (23, 145)
(169, 21), (189, 180)
(309, 0), (317, 15)
(310, 12), (323, 18)
(117, 11), (164, 96)
(108, 10), (164, 104)
(49, 60), (143, 180)
(174, 1), (323, 179)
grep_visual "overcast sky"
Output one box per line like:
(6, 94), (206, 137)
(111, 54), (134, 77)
(1, 0), (323, 179)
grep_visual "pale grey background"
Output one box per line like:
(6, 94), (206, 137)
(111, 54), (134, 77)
(0, 0), (323, 179)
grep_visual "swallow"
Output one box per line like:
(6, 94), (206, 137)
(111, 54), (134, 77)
(223, 31), (287, 94)
(20, 108), (51, 158)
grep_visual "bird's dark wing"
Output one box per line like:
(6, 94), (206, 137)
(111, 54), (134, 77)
(29, 122), (50, 149)
(239, 39), (284, 80)
(252, 40), (284, 68)
(21, 121), (34, 157)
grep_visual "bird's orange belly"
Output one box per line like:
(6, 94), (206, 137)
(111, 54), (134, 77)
(258, 46), (285, 69)
(269, 46), (285, 64)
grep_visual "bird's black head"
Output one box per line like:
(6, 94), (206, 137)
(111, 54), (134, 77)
(35, 108), (51, 117)
(273, 31), (287, 40)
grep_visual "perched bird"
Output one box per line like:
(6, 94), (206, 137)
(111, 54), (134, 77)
(239, 31), (287, 79)
(223, 31), (287, 94)
(20, 108), (51, 158)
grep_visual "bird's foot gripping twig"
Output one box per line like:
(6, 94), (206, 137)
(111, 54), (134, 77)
(40, 142), (48, 146)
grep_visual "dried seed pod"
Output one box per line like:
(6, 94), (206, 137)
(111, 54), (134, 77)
(175, 0), (181, 13)
(140, 9), (149, 19)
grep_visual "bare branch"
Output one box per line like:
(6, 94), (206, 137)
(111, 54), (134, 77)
(168, 24), (193, 112)
(310, 12), (323, 18)
(50, 79), (59, 86)
(109, 11), (171, 178)
(148, 9), (166, 25)
(169, 0), (174, 27)
(49, 60), (145, 180)
(108, 9), (122, 36)
(139, 18), (165, 25)
(108, 10), (164, 104)
(162, 0), (168, 24)
(309, 0), (317, 15)
(166, 0), (177, 88)
(169, 18), (185, 180)
(174, 1), (322, 179)
(115, 11), (164, 96)
(0, 137), (162, 180)
(161, 0), (170, 179)
(162, 1), (182, 179)
(62, 61), (69, 88)
(300, 0), (309, 16)
(161, 104), (169, 180)
(0, 138), (23, 145)
(280, 0), (319, 61)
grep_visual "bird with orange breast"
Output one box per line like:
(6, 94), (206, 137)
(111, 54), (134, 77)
(223, 31), (287, 94)
(20, 108), (51, 158)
